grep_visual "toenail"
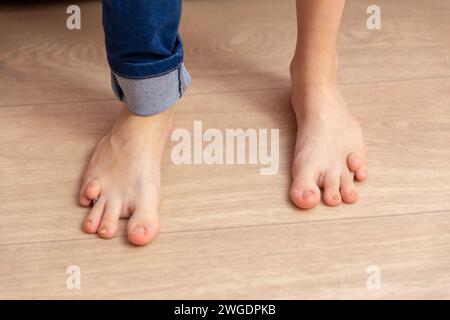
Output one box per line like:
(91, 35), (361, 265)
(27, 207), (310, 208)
(132, 226), (146, 236)
(99, 227), (107, 235)
(302, 191), (313, 199)
(350, 191), (356, 198)
(85, 220), (92, 226)
(332, 194), (339, 201)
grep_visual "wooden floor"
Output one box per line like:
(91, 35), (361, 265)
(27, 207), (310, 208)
(1, 0), (450, 299)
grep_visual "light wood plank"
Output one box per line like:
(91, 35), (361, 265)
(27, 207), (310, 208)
(1, 0), (450, 300)
(1, 78), (449, 244)
(1, 212), (449, 299)
(0, 0), (449, 106)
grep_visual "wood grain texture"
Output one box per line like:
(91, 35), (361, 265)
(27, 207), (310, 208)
(0, 0), (449, 299)
(1, 212), (450, 299)
(0, 78), (449, 245)
(0, 0), (449, 106)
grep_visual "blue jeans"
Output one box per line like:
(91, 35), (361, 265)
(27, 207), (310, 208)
(103, 0), (191, 116)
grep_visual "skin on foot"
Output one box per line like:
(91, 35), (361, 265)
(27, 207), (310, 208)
(290, 83), (368, 209)
(79, 106), (173, 245)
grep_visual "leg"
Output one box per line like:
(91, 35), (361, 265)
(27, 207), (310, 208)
(79, 0), (190, 245)
(290, 0), (368, 209)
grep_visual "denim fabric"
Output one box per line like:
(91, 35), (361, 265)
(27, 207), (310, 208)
(111, 64), (191, 116)
(103, 0), (184, 78)
(103, 0), (190, 115)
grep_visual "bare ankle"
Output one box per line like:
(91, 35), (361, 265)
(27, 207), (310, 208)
(290, 53), (339, 87)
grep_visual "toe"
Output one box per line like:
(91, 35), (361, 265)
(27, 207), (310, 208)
(83, 197), (105, 233)
(290, 166), (321, 209)
(85, 180), (101, 200)
(355, 156), (368, 181)
(340, 171), (358, 204)
(355, 168), (368, 181)
(98, 198), (122, 239)
(347, 149), (368, 181)
(127, 208), (160, 246)
(79, 179), (101, 206)
(347, 152), (362, 172)
(323, 171), (342, 206)
(79, 194), (91, 207)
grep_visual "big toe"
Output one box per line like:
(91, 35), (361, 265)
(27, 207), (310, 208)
(290, 188), (321, 209)
(127, 209), (160, 246)
(290, 167), (321, 209)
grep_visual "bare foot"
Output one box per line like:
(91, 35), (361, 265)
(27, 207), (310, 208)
(79, 106), (174, 245)
(290, 65), (368, 209)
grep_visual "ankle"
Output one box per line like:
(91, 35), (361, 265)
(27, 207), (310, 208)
(110, 106), (174, 144)
(290, 53), (339, 86)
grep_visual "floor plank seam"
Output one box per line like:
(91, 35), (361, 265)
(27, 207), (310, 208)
(1, 75), (450, 109)
(0, 208), (447, 248)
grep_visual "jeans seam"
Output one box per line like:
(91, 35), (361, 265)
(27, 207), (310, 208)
(111, 73), (124, 101)
(111, 65), (180, 80)
(177, 66), (182, 97)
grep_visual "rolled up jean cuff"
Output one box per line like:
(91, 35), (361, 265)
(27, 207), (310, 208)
(111, 63), (191, 116)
